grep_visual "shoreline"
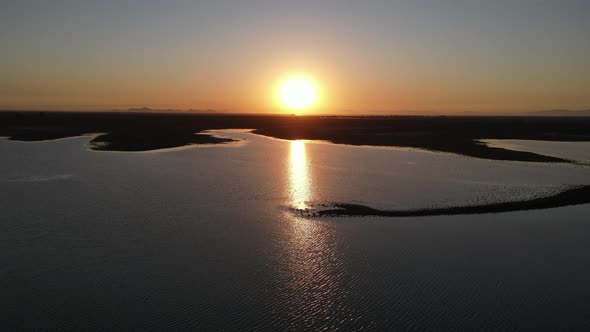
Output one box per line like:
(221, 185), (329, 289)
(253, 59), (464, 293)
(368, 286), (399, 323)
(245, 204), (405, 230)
(300, 185), (590, 218)
(1, 112), (589, 162)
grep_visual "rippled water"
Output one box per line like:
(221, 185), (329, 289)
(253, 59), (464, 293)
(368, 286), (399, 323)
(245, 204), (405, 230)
(2, 132), (590, 330)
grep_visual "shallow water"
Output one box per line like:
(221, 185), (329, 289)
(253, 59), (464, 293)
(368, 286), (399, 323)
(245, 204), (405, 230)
(481, 139), (590, 164)
(2, 132), (590, 330)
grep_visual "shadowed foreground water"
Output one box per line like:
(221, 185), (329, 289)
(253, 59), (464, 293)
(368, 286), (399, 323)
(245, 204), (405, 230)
(1, 132), (590, 330)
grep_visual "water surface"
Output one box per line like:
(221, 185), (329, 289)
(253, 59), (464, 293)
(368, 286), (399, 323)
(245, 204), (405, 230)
(2, 132), (590, 330)
(481, 139), (590, 164)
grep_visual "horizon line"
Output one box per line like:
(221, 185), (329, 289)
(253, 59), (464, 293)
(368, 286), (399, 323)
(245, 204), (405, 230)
(1, 108), (590, 117)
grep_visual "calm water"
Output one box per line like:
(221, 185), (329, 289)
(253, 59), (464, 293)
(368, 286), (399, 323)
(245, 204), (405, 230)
(481, 139), (590, 164)
(2, 131), (590, 330)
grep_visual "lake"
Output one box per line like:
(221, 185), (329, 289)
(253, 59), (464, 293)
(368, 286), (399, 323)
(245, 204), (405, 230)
(2, 131), (590, 330)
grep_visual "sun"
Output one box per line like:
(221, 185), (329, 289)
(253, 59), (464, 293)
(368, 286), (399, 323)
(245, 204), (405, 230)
(278, 76), (318, 110)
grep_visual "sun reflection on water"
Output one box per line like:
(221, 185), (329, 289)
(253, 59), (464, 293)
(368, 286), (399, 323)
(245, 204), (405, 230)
(289, 140), (312, 209)
(282, 139), (342, 326)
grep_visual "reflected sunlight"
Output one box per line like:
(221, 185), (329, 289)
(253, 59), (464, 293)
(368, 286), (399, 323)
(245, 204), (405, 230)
(289, 140), (312, 209)
(283, 139), (339, 324)
(284, 139), (337, 320)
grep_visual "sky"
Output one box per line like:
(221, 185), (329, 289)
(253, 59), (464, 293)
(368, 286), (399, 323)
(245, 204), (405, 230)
(1, 0), (589, 114)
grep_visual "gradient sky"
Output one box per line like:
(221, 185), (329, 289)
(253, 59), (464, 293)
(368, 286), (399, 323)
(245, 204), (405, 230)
(2, 0), (589, 113)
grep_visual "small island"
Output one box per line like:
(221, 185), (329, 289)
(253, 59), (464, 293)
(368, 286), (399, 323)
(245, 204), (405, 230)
(292, 185), (590, 218)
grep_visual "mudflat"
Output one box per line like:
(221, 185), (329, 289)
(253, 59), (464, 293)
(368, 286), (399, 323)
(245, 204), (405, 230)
(301, 186), (590, 217)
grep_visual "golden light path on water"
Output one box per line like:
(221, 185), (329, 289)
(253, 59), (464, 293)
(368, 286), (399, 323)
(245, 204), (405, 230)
(284, 139), (341, 327)
(289, 140), (312, 210)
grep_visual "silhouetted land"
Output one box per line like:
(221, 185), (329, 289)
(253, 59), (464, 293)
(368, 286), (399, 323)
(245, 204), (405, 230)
(89, 133), (235, 151)
(305, 185), (590, 217)
(1, 112), (589, 162)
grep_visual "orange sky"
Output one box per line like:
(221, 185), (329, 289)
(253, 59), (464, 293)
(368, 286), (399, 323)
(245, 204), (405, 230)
(2, 1), (589, 114)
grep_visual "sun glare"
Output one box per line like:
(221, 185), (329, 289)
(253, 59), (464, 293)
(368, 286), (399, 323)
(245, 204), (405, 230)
(278, 76), (317, 110)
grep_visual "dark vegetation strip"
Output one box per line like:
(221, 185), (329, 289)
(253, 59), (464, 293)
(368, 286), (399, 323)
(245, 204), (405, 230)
(313, 185), (590, 217)
(88, 133), (235, 151)
(0, 112), (589, 161)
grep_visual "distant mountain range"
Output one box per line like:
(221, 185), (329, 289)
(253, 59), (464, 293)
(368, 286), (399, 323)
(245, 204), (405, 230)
(445, 109), (590, 117)
(348, 109), (590, 117)
(527, 109), (590, 117)
(119, 107), (220, 113)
